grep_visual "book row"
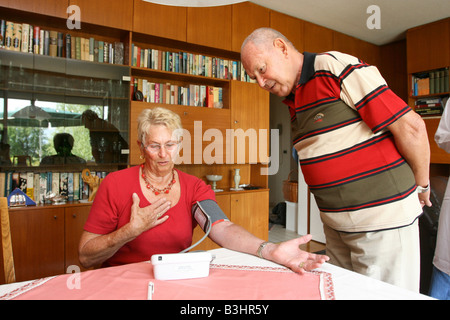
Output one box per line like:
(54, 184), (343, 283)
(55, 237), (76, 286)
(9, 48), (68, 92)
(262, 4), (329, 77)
(133, 77), (223, 108)
(412, 68), (449, 96)
(415, 97), (448, 117)
(0, 20), (124, 65)
(0, 171), (109, 205)
(131, 45), (255, 83)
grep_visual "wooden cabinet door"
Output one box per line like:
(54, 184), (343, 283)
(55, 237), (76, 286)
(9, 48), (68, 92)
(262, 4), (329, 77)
(303, 21), (334, 53)
(133, 0), (186, 42)
(231, 2), (270, 52)
(129, 102), (231, 165)
(0, 0), (68, 18)
(230, 81), (269, 164)
(65, 204), (91, 271)
(407, 18), (450, 73)
(69, 0), (133, 30)
(270, 10), (304, 53)
(230, 191), (268, 241)
(9, 207), (65, 282)
(187, 5), (232, 51)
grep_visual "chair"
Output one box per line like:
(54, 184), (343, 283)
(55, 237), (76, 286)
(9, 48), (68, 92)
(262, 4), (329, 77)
(0, 197), (15, 284)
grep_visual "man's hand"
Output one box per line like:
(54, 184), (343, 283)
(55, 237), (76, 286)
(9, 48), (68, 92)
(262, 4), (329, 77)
(418, 189), (432, 207)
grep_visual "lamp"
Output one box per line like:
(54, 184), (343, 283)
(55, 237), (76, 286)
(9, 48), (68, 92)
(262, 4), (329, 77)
(12, 100), (51, 121)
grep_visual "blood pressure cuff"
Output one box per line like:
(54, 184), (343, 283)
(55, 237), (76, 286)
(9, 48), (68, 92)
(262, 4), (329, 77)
(192, 199), (230, 232)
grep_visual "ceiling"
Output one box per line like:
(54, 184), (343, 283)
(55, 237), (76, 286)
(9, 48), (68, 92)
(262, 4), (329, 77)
(250, 0), (450, 45)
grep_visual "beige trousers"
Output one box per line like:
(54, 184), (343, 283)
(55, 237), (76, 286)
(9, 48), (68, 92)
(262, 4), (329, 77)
(323, 220), (420, 292)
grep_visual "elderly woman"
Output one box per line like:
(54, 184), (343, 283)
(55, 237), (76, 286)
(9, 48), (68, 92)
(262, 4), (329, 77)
(79, 107), (328, 273)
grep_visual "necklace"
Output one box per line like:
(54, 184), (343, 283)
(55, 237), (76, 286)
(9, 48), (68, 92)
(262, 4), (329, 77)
(140, 164), (176, 195)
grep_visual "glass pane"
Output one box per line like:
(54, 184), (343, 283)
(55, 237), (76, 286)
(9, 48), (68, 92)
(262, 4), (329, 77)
(0, 50), (130, 176)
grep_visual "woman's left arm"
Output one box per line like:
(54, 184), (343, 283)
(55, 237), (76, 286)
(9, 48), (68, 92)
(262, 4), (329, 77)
(208, 221), (329, 274)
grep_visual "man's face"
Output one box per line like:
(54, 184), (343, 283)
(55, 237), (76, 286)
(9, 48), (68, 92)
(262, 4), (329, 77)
(241, 39), (296, 97)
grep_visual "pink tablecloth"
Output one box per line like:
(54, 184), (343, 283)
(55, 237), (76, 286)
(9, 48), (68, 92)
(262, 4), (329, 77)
(2, 262), (334, 300)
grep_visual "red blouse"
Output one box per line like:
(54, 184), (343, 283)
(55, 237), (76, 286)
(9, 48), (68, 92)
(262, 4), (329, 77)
(83, 166), (215, 267)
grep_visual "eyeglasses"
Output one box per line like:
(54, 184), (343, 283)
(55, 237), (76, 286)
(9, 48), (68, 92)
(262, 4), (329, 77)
(143, 141), (180, 154)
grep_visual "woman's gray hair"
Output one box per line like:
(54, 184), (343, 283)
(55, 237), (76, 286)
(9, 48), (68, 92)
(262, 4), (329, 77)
(137, 107), (183, 145)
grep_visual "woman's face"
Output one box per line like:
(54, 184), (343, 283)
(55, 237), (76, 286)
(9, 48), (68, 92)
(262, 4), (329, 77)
(140, 124), (179, 175)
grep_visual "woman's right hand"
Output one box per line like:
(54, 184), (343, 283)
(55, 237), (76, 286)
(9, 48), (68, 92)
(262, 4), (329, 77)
(128, 193), (170, 237)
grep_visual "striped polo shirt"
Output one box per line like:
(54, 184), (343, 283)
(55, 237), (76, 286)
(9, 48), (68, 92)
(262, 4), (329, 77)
(284, 51), (422, 232)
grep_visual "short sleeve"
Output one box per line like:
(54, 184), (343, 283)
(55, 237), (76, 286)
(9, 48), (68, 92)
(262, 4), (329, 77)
(190, 175), (216, 207)
(326, 52), (411, 133)
(83, 173), (120, 235)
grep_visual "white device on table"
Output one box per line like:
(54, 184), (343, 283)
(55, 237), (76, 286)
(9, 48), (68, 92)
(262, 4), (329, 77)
(151, 201), (214, 280)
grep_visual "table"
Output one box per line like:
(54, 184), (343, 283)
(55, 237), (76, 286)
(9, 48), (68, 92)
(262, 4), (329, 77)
(0, 248), (433, 300)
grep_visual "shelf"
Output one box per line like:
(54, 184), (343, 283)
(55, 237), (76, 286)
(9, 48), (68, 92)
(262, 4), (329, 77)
(131, 67), (230, 91)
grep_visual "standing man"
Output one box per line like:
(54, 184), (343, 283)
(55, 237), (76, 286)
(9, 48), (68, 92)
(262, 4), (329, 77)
(241, 27), (431, 292)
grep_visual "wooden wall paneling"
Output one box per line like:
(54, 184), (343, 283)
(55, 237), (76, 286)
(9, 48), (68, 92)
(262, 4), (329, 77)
(379, 40), (408, 102)
(187, 5), (232, 51)
(333, 32), (380, 66)
(133, 0), (187, 42)
(270, 10), (304, 53)
(69, 0), (133, 30)
(303, 21), (334, 53)
(407, 18), (450, 73)
(231, 1), (270, 52)
(0, 0), (69, 18)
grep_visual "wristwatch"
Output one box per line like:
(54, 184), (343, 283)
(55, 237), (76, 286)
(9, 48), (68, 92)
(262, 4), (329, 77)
(417, 182), (430, 193)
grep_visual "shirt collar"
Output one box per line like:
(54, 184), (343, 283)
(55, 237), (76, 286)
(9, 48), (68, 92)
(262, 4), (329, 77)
(283, 52), (317, 105)
(299, 52), (317, 85)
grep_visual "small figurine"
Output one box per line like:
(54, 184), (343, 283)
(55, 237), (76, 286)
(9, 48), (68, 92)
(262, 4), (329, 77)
(82, 168), (103, 202)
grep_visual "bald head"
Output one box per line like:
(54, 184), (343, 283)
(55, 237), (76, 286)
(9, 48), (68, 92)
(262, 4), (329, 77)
(240, 28), (302, 97)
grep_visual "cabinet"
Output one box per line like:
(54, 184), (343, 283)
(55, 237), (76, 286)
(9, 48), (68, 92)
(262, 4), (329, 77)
(8, 206), (64, 282)
(0, 0), (68, 19)
(187, 6), (232, 51)
(64, 204), (91, 271)
(70, 0), (134, 31)
(1, 203), (90, 284)
(406, 18), (450, 164)
(406, 18), (450, 74)
(132, 0), (187, 42)
(231, 2), (270, 52)
(270, 10), (304, 53)
(230, 81), (270, 164)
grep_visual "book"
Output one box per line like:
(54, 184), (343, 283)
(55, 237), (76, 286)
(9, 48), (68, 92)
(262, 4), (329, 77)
(21, 23), (30, 53)
(26, 172), (34, 200)
(49, 30), (58, 57)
